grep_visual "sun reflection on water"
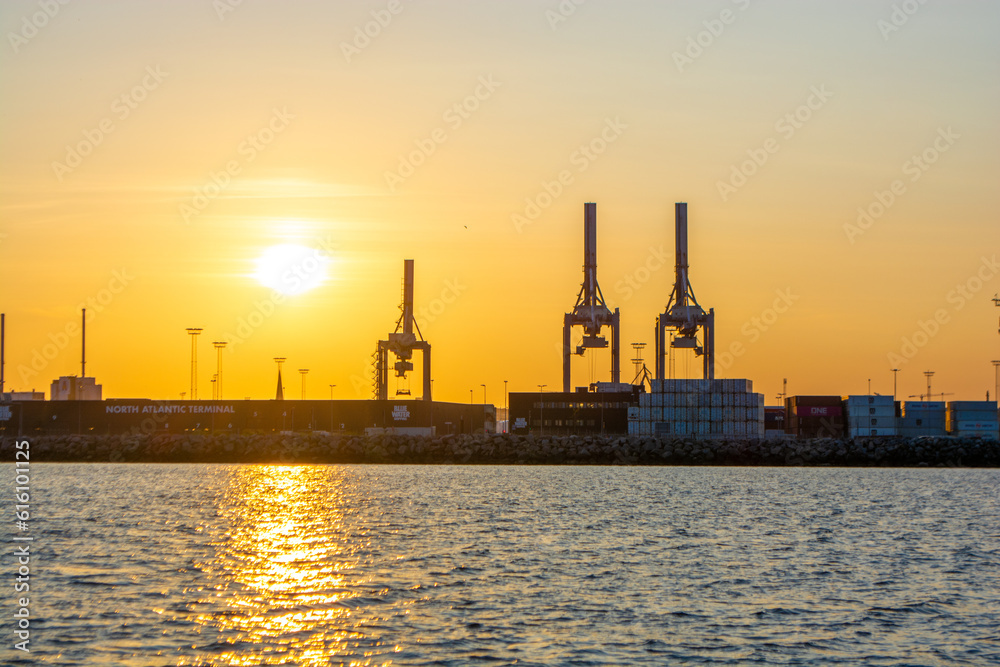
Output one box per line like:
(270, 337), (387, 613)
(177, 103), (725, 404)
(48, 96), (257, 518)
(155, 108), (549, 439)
(181, 465), (390, 666)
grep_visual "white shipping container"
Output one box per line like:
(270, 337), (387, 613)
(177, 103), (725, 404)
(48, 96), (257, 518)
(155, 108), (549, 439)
(904, 401), (946, 412)
(849, 406), (894, 418)
(849, 427), (898, 437)
(954, 430), (998, 440)
(951, 411), (998, 422)
(955, 421), (999, 431)
(848, 416), (895, 428)
(845, 395), (894, 407)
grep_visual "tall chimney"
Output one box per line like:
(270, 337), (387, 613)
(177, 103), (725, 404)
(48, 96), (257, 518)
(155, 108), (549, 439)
(81, 308), (86, 378)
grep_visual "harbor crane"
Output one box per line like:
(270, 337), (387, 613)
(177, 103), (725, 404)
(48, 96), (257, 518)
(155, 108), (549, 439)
(562, 202), (621, 392)
(374, 259), (432, 401)
(655, 203), (715, 380)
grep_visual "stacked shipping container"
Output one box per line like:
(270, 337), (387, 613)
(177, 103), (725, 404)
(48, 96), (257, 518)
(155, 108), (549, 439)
(899, 401), (947, 437)
(628, 378), (765, 438)
(947, 401), (999, 439)
(764, 407), (787, 439)
(845, 395), (897, 438)
(784, 396), (845, 438)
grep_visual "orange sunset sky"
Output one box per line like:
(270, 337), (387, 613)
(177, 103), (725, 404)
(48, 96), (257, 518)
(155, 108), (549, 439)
(1, 0), (998, 404)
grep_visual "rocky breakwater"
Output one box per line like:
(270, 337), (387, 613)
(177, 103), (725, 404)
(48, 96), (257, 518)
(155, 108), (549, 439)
(3, 433), (999, 467)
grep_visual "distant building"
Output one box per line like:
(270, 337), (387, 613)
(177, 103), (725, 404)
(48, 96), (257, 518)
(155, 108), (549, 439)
(1, 391), (44, 401)
(50, 376), (102, 400)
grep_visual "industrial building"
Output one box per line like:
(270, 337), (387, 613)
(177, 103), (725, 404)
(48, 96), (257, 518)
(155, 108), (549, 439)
(50, 376), (102, 401)
(509, 384), (639, 436)
(0, 399), (493, 437)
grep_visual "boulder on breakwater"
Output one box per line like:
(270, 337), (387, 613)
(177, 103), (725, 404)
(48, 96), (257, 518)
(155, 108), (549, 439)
(2, 433), (999, 467)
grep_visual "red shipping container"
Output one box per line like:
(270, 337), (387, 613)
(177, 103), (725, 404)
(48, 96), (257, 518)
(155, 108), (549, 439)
(795, 405), (843, 417)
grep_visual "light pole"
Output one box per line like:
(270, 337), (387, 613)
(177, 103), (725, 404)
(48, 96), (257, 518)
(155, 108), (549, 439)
(211, 373), (218, 400)
(470, 389), (473, 404)
(213, 341), (226, 400)
(891, 368), (900, 401)
(537, 384), (546, 436)
(504, 379), (508, 433)
(299, 369), (309, 399)
(329, 384), (336, 431)
(186, 328), (202, 400)
(867, 378), (871, 395)
(992, 361), (1000, 403)
(924, 370), (934, 402)
(481, 384), (488, 434)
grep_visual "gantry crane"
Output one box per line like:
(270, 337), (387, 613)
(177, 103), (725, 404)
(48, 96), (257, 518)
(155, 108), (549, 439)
(655, 203), (715, 380)
(374, 259), (432, 401)
(563, 203), (620, 392)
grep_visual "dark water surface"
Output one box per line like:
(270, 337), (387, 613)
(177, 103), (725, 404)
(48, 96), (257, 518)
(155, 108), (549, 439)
(2, 464), (998, 665)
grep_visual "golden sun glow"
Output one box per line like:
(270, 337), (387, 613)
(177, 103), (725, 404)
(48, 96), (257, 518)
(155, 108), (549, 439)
(253, 244), (331, 296)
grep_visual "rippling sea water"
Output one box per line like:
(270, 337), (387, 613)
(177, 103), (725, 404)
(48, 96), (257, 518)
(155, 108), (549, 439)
(2, 464), (999, 666)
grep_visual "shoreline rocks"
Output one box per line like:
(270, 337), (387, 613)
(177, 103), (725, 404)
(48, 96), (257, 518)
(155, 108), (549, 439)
(2, 433), (999, 467)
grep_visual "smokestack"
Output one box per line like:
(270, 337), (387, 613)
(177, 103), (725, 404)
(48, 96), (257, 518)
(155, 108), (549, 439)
(583, 203), (597, 305)
(1, 313), (5, 394)
(402, 259), (414, 336)
(81, 308), (86, 378)
(674, 202), (689, 308)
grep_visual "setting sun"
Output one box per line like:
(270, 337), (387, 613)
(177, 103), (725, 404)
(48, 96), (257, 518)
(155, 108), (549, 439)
(253, 244), (331, 296)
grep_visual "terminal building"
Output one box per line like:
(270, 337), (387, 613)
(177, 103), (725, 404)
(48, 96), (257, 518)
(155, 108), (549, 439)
(508, 384), (640, 436)
(0, 399), (493, 437)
